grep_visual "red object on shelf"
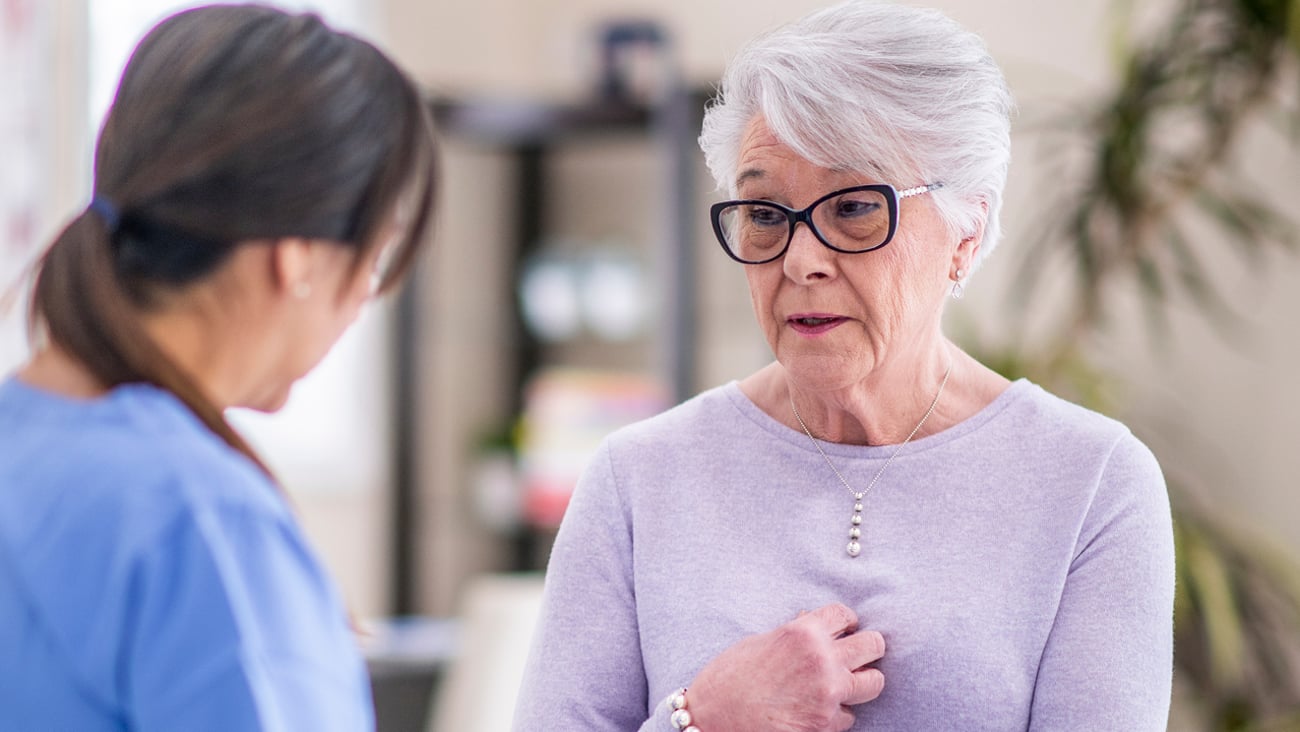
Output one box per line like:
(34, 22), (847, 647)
(522, 479), (576, 528)
(518, 368), (668, 529)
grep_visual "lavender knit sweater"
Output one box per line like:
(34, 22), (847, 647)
(514, 379), (1174, 731)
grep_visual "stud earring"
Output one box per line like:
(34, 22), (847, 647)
(292, 281), (312, 300)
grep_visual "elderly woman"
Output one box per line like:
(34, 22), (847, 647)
(514, 2), (1173, 731)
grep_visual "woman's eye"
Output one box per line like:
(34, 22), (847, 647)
(837, 199), (880, 217)
(748, 206), (785, 226)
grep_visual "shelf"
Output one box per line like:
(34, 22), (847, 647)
(429, 96), (655, 146)
(388, 84), (710, 608)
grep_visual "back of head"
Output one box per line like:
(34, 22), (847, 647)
(31, 3), (438, 473)
(699, 0), (1013, 265)
(94, 4), (435, 292)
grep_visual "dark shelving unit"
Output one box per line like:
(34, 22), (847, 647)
(387, 85), (710, 612)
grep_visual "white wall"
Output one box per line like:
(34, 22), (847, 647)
(0, 0), (88, 374)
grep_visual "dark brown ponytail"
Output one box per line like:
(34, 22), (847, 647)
(28, 5), (438, 477)
(31, 208), (274, 475)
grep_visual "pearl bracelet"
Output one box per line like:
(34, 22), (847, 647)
(666, 688), (702, 732)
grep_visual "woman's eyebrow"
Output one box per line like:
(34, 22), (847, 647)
(735, 168), (766, 188)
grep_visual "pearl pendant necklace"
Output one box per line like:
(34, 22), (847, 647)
(790, 359), (952, 558)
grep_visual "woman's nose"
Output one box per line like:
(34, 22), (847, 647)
(782, 222), (835, 282)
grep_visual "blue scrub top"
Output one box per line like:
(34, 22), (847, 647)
(0, 377), (375, 731)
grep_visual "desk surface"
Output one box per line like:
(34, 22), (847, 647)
(362, 616), (459, 677)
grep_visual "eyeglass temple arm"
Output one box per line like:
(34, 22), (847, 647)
(897, 182), (943, 198)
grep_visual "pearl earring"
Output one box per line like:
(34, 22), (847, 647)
(292, 281), (312, 300)
(951, 268), (965, 300)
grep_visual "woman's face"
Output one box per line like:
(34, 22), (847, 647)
(245, 231), (395, 413)
(735, 117), (961, 391)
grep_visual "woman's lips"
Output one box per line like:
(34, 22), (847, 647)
(787, 314), (848, 335)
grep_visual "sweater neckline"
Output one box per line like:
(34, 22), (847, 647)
(720, 377), (1033, 459)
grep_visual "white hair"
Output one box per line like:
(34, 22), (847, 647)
(699, 0), (1014, 268)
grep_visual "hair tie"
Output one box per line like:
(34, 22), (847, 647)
(89, 194), (121, 233)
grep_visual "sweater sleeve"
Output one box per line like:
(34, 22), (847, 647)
(1028, 432), (1175, 730)
(514, 440), (672, 732)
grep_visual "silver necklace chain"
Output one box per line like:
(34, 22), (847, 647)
(789, 358), (953, 557)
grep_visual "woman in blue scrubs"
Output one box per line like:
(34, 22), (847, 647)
(0, 5), (436, 730)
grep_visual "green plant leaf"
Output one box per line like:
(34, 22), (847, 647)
(1182, 515), (1249, 692)
(1287, 0), (1300, 56)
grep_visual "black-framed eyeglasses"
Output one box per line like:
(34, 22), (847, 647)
(709, 182), (943, 264)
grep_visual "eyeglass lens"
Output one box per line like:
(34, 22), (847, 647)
(715, 188), (892, 262)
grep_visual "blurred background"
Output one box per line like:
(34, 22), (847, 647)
(3, 0), (1300, 730)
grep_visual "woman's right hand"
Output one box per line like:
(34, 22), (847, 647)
(684, 603), (885, 732)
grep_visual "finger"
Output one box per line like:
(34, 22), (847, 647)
(804, 602), (859, 637)
(835, 629), (886, 669)
(843, 667), (886, 705)
(832, 705), (856, 732)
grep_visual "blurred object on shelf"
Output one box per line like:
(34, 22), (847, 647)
(581, 250), (651, 341)
(519, 243), (652, 343)
(468, 427), (522, 534)
(518, 367), (669, 528)
(595, 19), (671, 105)
(519, 254), (582, 342)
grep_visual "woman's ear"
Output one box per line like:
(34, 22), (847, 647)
(953, 234), (982, 277)
(951, 201), (988, 276)
(270, 238), (315, 299)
